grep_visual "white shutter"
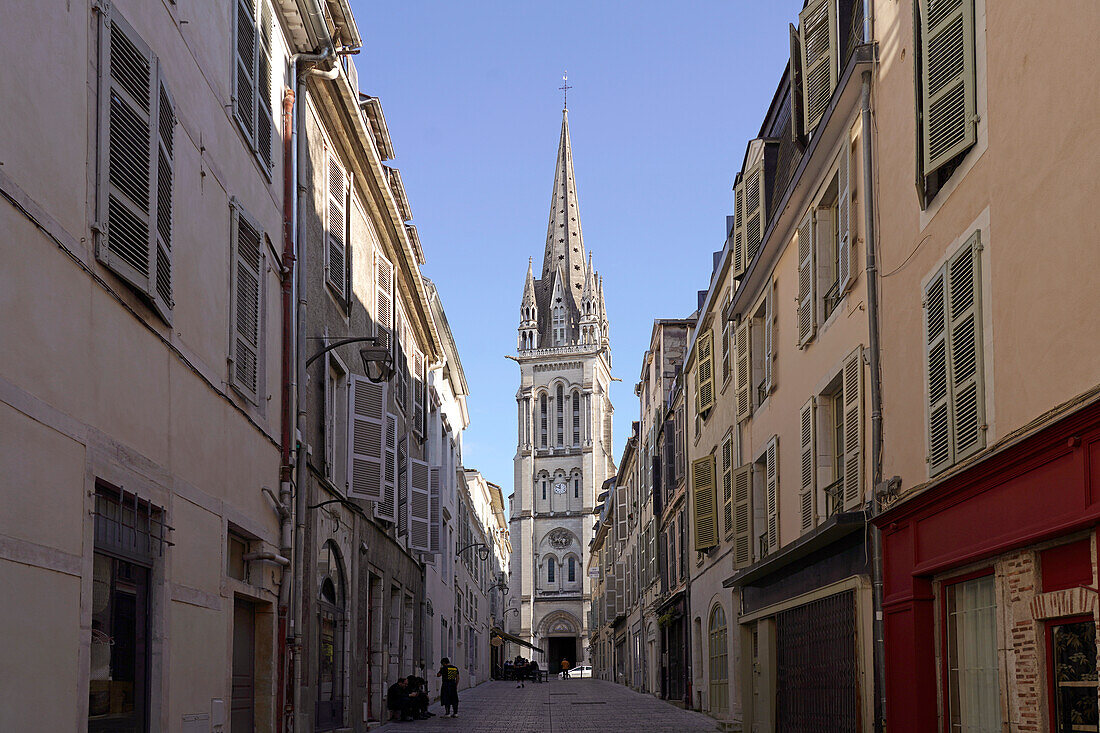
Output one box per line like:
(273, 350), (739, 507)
(789, 23), (806, 143)
(326, 154), (348, 298)
(735, 321), (752, 423)
(799, 398), (816, 532)
(348, 376), (385, 501)
(925, 267), (951, 474)
(255, 0), (274, 170)
(732, 464), (752, 568)
(837, 140), (853, 295)
(920, 0), (977, 176)
(843, 347), (864, 509)
(409, 458), (431, 552)
(732, 181), (746, 278)
(743, 163), (765, 265)
(429, 467), (441, 553)
(375, 251), (394, 350)
(230, 202), (263, 399)
(799, 0), (839, 133)
(232, 0), (256, 142)
(948, 234), (985, 461)
(797, 210), (817, 347)
(765, 438), (779, 553)
(763, 284), (775, 394)
(375, 413), (397, 522)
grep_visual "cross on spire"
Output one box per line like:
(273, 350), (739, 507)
(559, 71), (572, 110)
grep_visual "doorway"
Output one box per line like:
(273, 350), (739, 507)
(548, 636), (577, 674)
(231, 599), (255, 732)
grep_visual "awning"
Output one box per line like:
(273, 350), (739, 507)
(490, 627), (543, 655)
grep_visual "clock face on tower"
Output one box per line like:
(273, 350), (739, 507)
(553, 482), (567, 495)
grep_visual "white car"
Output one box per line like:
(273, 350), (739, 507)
(560, 665), (592, 678)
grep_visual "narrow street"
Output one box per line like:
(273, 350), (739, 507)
(372, 678), (721, 733)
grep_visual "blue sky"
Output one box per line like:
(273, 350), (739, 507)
(349, 1), (804, 506)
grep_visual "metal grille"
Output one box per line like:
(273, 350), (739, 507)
(776, 590), (859, 732)
(93, 484), (172, 565)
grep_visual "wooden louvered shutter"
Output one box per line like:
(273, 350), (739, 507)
(375, 413), (397, 521)
(837, 140), (853, 295)
(948, 233), (985, 461)
(797, 210), (817, 347)
(255, 1), (274, 170)
(920, 0), (977, 177)
(731, 181), (746, 278)
(429, 467), (441, 553)
(614, 561), (625, 616)
(696, 331), (715, 414)
(799, 398), (816, 532)
(348, 376), (385, 501)
(735, 321), (752, 422)
(326, 155), (348, 298)
(842, 348), (864, 509)
(743, 162), (765, 265)
(763, 285), (775, 394)
(616, 481), (629, 543)
(799, 0), (839, 134)
(789, 23), (806, 144)
(732, 464), (752, 568)
(692, 454), (718, 551)
(720, 435), (734, 536)
(721, 320), (732, 384)
(151, 72), (174, 319)
(375, 251), (393, 350)
(230, 203), (263, 398)
(233, 0), (256, 142)
(649, 523), (657, 584)
(408, 458), (431, 552)
(925, 266), (951, 474)
(413, 349), (425, 438)
(765, 438), (779, 552)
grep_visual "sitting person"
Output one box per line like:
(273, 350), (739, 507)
(406, 674), (433, 719)
(386, 678), (414, 722)
(528, 659), (540, 683)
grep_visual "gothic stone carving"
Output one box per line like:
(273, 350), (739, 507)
(548, 529), (572, 549)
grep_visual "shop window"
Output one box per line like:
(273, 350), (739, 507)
(1047, 618), (1098, 733)
(708, 605), (729, 715)
(942, 573), (1000, 732)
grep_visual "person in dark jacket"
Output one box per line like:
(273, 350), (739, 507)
(406, 674), (433, 718)
(528, 659), (541, 683)
(436, 657), (461, 717)
(387, 678), (414, 721)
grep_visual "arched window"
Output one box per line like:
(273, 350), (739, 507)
(568, 557), (576, 583)
(572, 389), (581, 445)
(556, 385), (564, 446)
(541, 477), (547, 501)
(540, 394), (547, 448)
(317, 542), (346, 729)
(553, 305), (565, 344)
(547, 557), (555, 584)
(574, 476), (580, 499)
(708, 605), (729, 715)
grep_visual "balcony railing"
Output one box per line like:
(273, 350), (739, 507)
(758, 531), (770, 560)
(824, 478), (845, 517)
(823, 278), (841, 318)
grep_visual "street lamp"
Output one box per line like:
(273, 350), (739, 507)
(305, 336), (393, 383)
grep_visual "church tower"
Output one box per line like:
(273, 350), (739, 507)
(509, 107), (615, 667)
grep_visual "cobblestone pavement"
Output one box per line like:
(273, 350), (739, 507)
(371, 677), (721, 733)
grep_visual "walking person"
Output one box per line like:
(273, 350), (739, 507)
(515, 655), (526, 688)
(560, 658), (571, 679)
(437, 657), (461, 718)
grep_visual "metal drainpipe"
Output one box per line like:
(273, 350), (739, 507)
(861, 66), (887, 733)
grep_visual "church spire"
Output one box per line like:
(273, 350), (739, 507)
(541, 109), (586, 297)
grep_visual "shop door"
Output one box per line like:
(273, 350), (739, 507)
(775, 591), (858, 732)
(231, 599), (255, 732)
(1048, 618), (1099, 733)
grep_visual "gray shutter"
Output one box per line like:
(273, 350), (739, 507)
(375, 251), (393, 350)
(374, 413), (397, 521)
(797, 209), (817, 347)
(255, 0), (274, 170)
(230, 202), (263, 398)
(732, 464), (752, 569)
(732, 180), (746, 278)
(799, 0), (839, 133)
(799, 398), (816, 532)
(233, 0), (256, 142)
(429, 467), (441, 553)
(765, 438), (778, 552)
(151, 71), (175, 319)
(920, 0), (977, 176)
(843, 347), (864, 509)
(348, 376), (385, 501)
(409, 458), (431, 552)
(837, 141), (853, 295)
(925, 267), (951, 474)
(763, 284), (775, 394)
(735, 321), (752, 422)
(743, 162), (765, 265)
(721, 435), (734, 537)
(614, 561), (625, 616)
(948, 233), (985, 461)
(326, 154), (347, 297)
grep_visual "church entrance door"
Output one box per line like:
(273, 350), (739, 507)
(548, 636), (577, 674)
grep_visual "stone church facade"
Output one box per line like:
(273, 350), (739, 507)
(509, 108), (615, 668)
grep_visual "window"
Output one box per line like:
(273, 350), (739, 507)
(556, 385), (564, 446)
(1048, 619), (1098, 733)
(708, 605), (729, 715)
(233, 0), (275, 171)
(96, 6), (174, 323)
(749, 288), (774, 406)
(574, 476), (579, 499)
(942, 573), (1000, 733)
(721, 318), (732, 384)
(547, 558), (555, 584)
(572, 389), (581, 446)
(541, 478), (547, 501)
(926, 233), (984, 475)
(553, 305), (566, 345)
(230, 202), (264, 400)
(540, 394), (548, 448)
(324, 354), (348, 487)
(90, 554), (150, 732)
(568, 557), (576, 583)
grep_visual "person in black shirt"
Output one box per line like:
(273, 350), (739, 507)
(436, 657), (461, 718)
(386, 678), (414, 722)
(406, 674), (432, 719)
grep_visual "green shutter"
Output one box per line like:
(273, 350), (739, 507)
(948, 232), (984, 461)
(735, 321), (752, 422)
(799, 0), (839, 133)
(920, 0), (977, 176)
(743, 161), (765, 265)
(693, 455), (718, 550)
(799, 398), (816, 532)
(797, 210), (816, 347)
(721, 434), (734, 536)
(696, 331), (715, 414)
(732, 464), (752, 568)
(925, 266), (952, 474)
(732, 180), (746, 278)
(843, 347), (864, 509)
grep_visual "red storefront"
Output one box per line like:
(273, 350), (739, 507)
(874, 395), (1100, 732)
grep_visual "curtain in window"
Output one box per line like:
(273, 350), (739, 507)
(946, 575), (1000, 733)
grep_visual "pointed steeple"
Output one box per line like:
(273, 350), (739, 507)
(522, 257), (537, 308)
(541, 109), (586, 297)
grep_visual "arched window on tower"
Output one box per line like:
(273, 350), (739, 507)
(574, 475), (580, 499)
(540, 394), (547, 448)
(572, 389), (580, 446)
(556, 385), (564, 446)
(547, 557), (555, 584)
(568, 557), (576, 583)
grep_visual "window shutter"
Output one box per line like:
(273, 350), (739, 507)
(721, 320), (732, 384)
(765, 438), (779, 552)
(837, 141), (853, 295)
(615, 561), (625, 616)
(397, 449), (408, 536)
(797, 210), (817, 347)
(605, 575), (618, 618)
(743, 162), (765, 265)
(799, 398), (816, 532)
(374, 413), (397, 522)
(696, 331), (715, 414)
(408, 458), (431, 552)
(732, 181), (746, 278)
(732, 464), (752, 568)
(413, 349), (425, 438)
(925, 267), (951, 474)
(721, 435), (734, 536)
(799, 0), (839, 134)
(233, 0), (256, 143)
(920, 0), (977, 176)
(843, 347), (864, 509)
(428, 467), (441, 553)
(649, 523), (657, 584)
(735, 321), (752, 422)
(151, 71), (175, 319)
(616, 481), (628, 543)
(375, 251), (393, 350)
(692, 454), (718, 551)
(763, 285), (775, 394)
(789, 23), (806, 144)
(326, 154), (348, 298)
(663, 419), (676, 489)
(230, 202), (263, 398)
(255, 0), (274, 170)
(948, 233), (985, 461)
(348, 376), (385, 501)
